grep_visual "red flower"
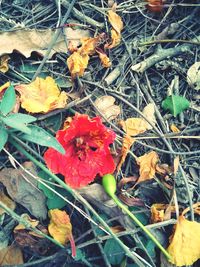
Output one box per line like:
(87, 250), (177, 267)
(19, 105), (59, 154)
(44, 114), (116, 188)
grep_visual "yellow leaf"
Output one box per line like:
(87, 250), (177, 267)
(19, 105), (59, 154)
(67, 52), (89, 79)
(15, 76), (68, 113)
(105, 29), (122, 49)
(117, 135), (135, 171)
(167, 215), (200, 266)
(0, 55), (10, 73)
(48, 209), (72, 245)
(136, 151), (159, 184)
(0, 245), (23, 265)
(14, 213), (39, 230)
(108, 10), (123, 34)
(119, 118), (148, 136)
(96, 50), (111, 68)
(79, 36), (100, 55)
(0, 81), (10, 93)
(0, 190), (16, 215)
(170, 124), (180, 133)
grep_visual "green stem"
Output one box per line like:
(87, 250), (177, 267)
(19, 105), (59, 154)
(112, 195), (171, 260)
(8, 138), (150, 266)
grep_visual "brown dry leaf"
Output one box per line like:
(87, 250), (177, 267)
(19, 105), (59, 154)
(187, 61), (200, 91)
(182, 202), (200, 216)
(0, 245), (23, 265)
(110, 225), (125, 234)
(0, 162), (47, 219)
(79, 36), (102, 55)
(167, 214), (200, 266)
(48, 209), (72, 245)
(173, 156), (179, 175)
(119, 118), (148, 136)
(0, 190), (16, 215)
(0, 55), (10, 73)
(67, 52), (89, 79)
(117, 135), (135, 171)
(106, 29), (122, 49)
(136, 151), (159, 184)
(151, 204), (176, 223)
(14, 213), (39, 231)
(142, 103), (156, 130)
(96, 50), (111, 68)
(94, 95), (120, 121)
(0, 28), (90, 58)
(15, 76), (68, 113)
(170, 124), (180, 133)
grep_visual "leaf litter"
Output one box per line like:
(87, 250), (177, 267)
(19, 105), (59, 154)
(0, 1), (200, 267)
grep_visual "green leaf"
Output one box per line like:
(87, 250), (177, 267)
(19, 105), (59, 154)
(47, 188), (72, 209)
(2, 116), (31, 134)
(0, 85), (16, 115)
(20, 125), (65, 154)
(38, 171), (55, 199)
(0, 126), (8, 151)
(3, 113), (36, 124)
(162, 94), (190, 117)
(104, 239), (125, 265)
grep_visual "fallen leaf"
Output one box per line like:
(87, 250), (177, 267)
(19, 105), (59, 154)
(94, 95), (120, 121)
(146, 0), (164, 12)
(118, 193), (145, 207)
(48, 209), (72, 245)
(187, 61), (200, 91)
(151, 204), (176, 223)
(142, 103), (156, 130)
(136, 151), (159, 185)
(117, 135), (135, 171)
(162, 94), (190, 117)
(96, 49), (112, 68)
(67, 52), (89, 79)
(0, 245), (23, 265)
(15, 76), (68, 113)
(0, 55), (10, 73)
(170, 124), (180, 133)
(80, 36), (102, 55)
(0, 28), (90, 58)
(0, 190), (16, 215)
(107, 10), (123, 34)
(167, 215), (200, 266)
(110, 225), (125, 233)
(173, 156), (179, 175)
(105, 10), (123, 49)
(119, 118), (148, 136)
(0, 162), (47, 219)
(14, 214), (49, 255)
(0, 82), (10, 99)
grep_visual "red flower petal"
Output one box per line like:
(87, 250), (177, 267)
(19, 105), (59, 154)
(44, 114), (116, 188)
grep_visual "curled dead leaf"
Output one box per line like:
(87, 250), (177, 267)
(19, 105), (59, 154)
(187, 61), (200, 91)
(94, 95), (120, 121)
(170, 124), (180, 133)
(117, 135), (135, 171)
(151, 204), (176, 223)
(136, 151), (159, 185)
(96, 49), (112, 68)
(15, 76), (68, 113)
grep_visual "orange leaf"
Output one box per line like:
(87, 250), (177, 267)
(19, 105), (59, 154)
(105, 29), (122, 49)
(136, 151), (159, 184)
(48, 209), (72, 245)
(15, 77), (68, 113)
(167, 215), (200, 266)
(119, 118), (148, 136)
(67, 51), (89, 79)
(151, 203), (176, 223)
(170, 123), (180, 133)
(79, 36), (101, 55)
(117, 135), (135, 171)
(108, 10), (123, 34)
(146, 0), (163, 12)
(96, 50), (111, 68)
